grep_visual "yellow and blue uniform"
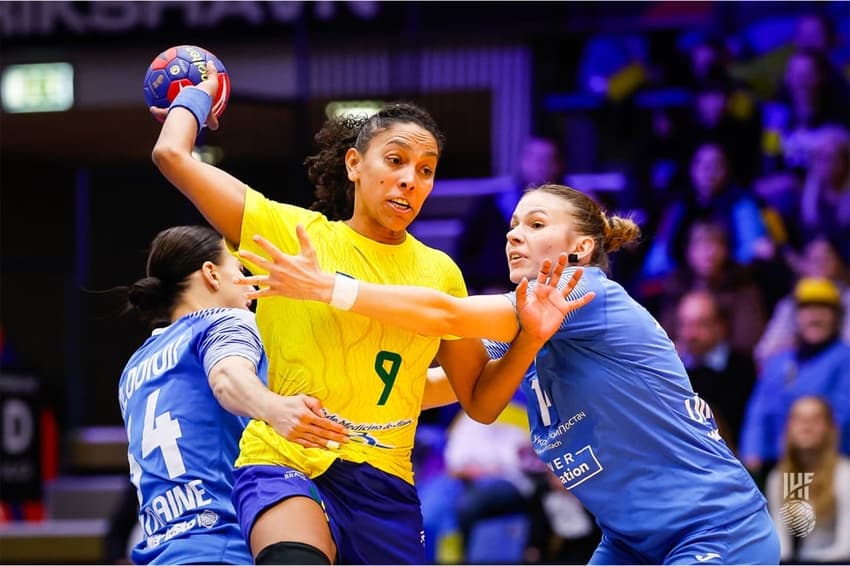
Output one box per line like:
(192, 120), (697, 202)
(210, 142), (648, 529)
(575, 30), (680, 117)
(230, 187), (466, 562)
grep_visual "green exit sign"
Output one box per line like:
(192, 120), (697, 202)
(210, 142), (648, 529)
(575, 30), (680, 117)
(1, 63), (74, 113)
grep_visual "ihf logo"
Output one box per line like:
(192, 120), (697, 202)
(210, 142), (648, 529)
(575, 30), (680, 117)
(780, 472), (816, 537)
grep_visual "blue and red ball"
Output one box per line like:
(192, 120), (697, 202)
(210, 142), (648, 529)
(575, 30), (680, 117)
(143, 45), (230, 118)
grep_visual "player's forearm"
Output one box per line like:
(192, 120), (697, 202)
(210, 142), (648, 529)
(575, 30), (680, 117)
(422, 367), (458, 410)
(208, 357), (276, 421)
(151, 112), (246, 244)
(464, 331), (544, 424)
(350, 282), (519, 341)
(152, 106), (199, 169)
(350, 282), (463, 336)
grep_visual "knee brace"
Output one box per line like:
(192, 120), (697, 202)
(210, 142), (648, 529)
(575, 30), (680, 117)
(255, 540), (331, 564)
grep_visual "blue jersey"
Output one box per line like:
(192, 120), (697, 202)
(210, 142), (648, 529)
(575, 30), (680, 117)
(118, 308), (267, 565)
(487, 267), (767, 560)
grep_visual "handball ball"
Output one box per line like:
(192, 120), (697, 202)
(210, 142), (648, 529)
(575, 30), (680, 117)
(143, 45), (230, 118)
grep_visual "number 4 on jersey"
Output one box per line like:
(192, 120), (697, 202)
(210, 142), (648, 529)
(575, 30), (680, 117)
(141, 388), (186, 479)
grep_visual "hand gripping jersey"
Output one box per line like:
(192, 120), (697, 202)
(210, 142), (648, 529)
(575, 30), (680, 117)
(119, 308), (267, 565)
(486, 267), (768, 559)
(232, 188), (467, 484)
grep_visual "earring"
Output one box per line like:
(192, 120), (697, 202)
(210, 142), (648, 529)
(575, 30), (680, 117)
(568, 253), (579, 265)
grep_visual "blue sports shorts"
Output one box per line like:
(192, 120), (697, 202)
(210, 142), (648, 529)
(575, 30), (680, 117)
(232, 459), (425, 564)
(589, 505), (780, 565)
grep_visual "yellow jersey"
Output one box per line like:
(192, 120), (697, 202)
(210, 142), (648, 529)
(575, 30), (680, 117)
(233, 187), (467, 484)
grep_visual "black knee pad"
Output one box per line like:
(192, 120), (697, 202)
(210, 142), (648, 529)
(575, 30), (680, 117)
(255, 540), (331, 565)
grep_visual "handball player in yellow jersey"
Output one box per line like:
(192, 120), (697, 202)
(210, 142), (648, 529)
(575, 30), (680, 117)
(149, 62), (589, 564)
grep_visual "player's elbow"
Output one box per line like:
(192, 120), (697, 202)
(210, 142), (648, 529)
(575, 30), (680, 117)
(151, 141), (185, 173)
(432, 296), (468, 337)
(407, 294), (465, 337)
(207, 366), (234, 404)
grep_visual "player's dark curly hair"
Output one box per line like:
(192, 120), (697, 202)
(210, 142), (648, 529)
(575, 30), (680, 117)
(306, 102), (445, 221)
(124, 225), (224, 329)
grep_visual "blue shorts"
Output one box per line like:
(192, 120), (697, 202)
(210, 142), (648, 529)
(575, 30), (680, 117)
(590, 506), (780, 565)
(232, 460), (425, 564)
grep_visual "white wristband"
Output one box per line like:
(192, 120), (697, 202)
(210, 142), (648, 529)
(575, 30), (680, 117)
(330, 273), (359, 311)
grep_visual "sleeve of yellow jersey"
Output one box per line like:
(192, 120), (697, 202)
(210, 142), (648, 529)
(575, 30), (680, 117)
(226, 186), (326, 275)
(435, 249), (468, 341)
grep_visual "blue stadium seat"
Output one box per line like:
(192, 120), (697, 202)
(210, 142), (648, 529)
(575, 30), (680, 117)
(466, 513), (530, 564)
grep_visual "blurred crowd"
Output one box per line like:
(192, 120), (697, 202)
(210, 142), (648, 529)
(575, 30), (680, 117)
(416, 10), (850, 565)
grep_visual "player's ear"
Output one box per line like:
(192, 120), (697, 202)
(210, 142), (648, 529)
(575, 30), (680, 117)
(572, 236), (595, 263)
(345, 148), (361, 182)
(200, 261), (220, 290)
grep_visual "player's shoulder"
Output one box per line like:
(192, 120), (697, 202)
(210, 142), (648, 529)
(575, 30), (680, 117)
(245, 185), (326, 225)
(554, 266), (610, 306)
(188, 307), (257, 329)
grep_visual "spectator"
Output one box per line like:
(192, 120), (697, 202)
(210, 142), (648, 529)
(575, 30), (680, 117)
(683, 68), (761, 185)
(740, 277), (850, 478)
(654, 218), (768, 355)
(797, 126), (850, 258)
(639, 142), (772, 284)
(755, 235), (850, 367)
(674, 290), (758, 452)
(634, 33), (761, 213)
(793, 12), (850, 109)
(417, 388), (554, 564)
(766, 396), (850, 564)
(538, 481), (601, 565)
(757, 49), (850, 211)
(456, 136), (564, 292)
(685, 34), (732, 88)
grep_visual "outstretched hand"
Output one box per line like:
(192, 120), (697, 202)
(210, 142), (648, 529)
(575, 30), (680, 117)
(149, 60), (220, 131)
(233, 225), (334, 303)
(515, 253), (595, 344)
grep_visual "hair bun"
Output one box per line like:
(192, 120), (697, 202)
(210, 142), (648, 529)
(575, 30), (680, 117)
(128, 276), (164, 311)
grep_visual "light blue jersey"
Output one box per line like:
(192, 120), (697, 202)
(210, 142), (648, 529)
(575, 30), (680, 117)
(487, 267), (773, 563)
(119, 308), (267, 565)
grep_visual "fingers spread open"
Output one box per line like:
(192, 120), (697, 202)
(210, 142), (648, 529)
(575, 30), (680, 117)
(552, 253), (567, 284)
(238, 248), (272, 269)
(244, 287), (270, 301)
(515, 277), (529, 310)
(251, 234), (287, 263)
(567, 291), (595, 312)
(295, 225), (319, 264)
(234, 274), (269, 286)
(560, 266), (584, 298)
(537, 258), (553, 286)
